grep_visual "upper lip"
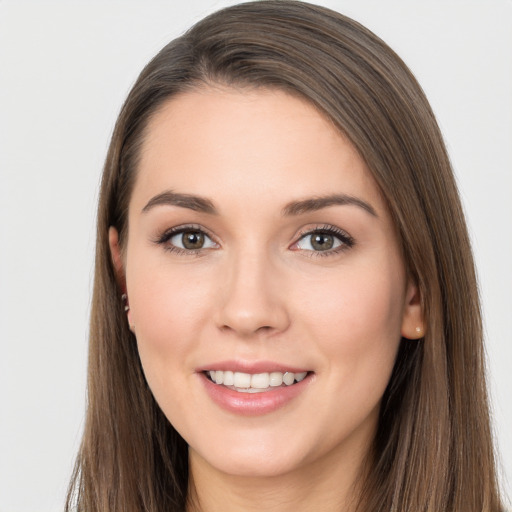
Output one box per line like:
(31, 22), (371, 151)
(196, 360), (311, 374)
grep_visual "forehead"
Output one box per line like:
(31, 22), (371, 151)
(132, 86), (386, 217)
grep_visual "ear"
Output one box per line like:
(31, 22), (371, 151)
(108, 226), (126, 290)
(400, 278), (425, 340)
(108, 227), (135, 331)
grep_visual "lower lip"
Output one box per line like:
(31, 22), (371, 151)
(199, 372), (313, 416)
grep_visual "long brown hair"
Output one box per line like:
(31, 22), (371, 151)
(67, 1), (503, 510)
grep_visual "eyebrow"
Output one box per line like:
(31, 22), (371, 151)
(282, 194), (377, 217)
(142, 191), (217, 214)
(141, 190), (377, 218)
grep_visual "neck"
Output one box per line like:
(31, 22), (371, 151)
(186, 444), (369, 512)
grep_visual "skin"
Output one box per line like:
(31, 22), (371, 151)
(110, 87), (423, 512)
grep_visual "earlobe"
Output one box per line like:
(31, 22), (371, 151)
(109, 227), (136, 332)
(400, 279), (425, 340)
(108, 227), (135, 332)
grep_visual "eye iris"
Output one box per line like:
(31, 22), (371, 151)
(182, 231), (204, 249)
(311, 233), (334, 251)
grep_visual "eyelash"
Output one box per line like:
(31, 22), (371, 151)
(154, 224), (218, 257)
(154, 223), (355, 257)
(293, 224), (355, 258)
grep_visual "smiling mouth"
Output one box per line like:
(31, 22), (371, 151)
(204, 370), (310, 393)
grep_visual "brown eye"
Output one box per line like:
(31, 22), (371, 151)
(293, 227), (354, 254)
(310, 233), (334, 251)
(164, 228), (217, 252)
(182, 231), (205, 249)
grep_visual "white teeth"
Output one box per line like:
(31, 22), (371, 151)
(269, 372), (283, 387)
(251, 373), (270, 389)
(295, 371), (307, 382)
(206, 370), (308, 390)
(223, 370), (234, 386)
(233, 372), (251, 388)
(283, 372), (295, 386)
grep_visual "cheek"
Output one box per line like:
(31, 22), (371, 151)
(125, 261), (218, 428)
(129, 251), (211, 325)
(299, 259), (406, 385)
(291, 263), (405, 447)
(305, 263), (403, 332)
(126, 255), (215, 381)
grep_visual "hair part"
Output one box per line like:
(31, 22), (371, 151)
(67, 2), (502, 510)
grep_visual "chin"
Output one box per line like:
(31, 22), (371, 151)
(190, 435), (309, 479)
(208, 455), (303, 479)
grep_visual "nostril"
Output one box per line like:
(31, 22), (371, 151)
(214, 268), (291, 336)
(218, 323), (279, 337)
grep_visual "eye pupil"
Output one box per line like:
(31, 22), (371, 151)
(182, 231), (204, 249)
(311, 233), (334, 251)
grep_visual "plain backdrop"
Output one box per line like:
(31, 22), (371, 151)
(0, 1), (511, 511)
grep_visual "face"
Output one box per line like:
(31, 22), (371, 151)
(111, 87), (422, 479)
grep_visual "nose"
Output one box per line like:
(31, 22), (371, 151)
(215, 248), (290, 338)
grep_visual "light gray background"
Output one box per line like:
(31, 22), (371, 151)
(1, 1), (511, 511)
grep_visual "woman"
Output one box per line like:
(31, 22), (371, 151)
(66, 1), (503, 510)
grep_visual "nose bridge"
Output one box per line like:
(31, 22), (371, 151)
(216, 241), (289, 336)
